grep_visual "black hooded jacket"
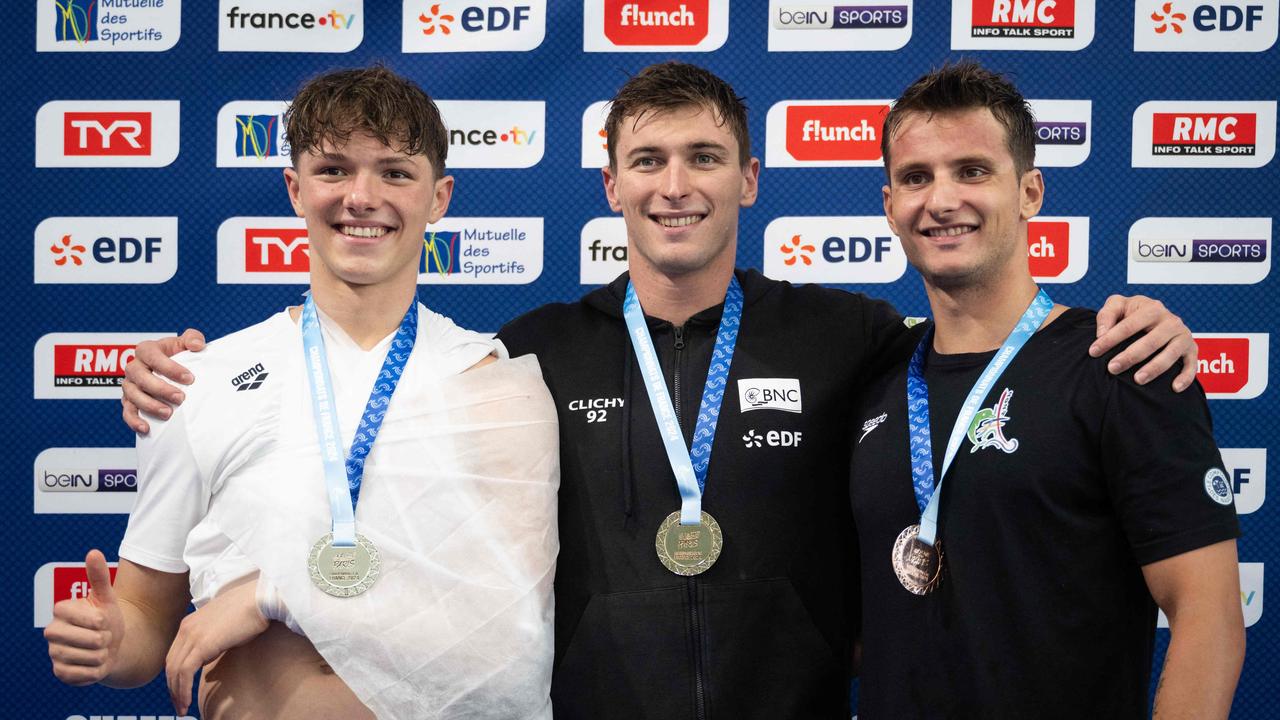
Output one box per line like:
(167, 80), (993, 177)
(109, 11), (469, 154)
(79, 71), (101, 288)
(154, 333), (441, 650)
(497, 269), (906, 720)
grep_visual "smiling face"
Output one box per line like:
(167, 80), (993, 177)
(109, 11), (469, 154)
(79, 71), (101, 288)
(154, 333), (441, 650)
(882, 107), (1043, 294)
(603, 104), (759, 283)
(284, 131), (453, 297)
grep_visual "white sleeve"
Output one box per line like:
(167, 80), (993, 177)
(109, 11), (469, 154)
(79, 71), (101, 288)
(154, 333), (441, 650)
(119, 406), (209, 573)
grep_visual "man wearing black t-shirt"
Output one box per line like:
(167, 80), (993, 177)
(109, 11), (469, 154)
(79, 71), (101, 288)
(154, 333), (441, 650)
(851, 62), (1245, 719)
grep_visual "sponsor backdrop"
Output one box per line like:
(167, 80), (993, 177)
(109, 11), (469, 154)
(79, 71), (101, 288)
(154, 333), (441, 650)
(8, 1), (1276, 717)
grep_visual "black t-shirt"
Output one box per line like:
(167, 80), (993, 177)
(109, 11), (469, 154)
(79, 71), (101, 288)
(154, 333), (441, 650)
(849, 308), (1240, 720)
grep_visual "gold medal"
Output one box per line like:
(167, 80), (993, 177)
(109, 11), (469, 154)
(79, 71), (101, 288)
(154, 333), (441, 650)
(891, 524), (943, 595)
(656, 510), (723, 576)
(308, 532), (381, 598)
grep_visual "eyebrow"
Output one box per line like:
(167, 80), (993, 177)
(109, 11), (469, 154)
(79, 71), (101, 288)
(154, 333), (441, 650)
(892, 155), (997, 177)
(317, 152), (416, 167)
(625, 140), (731, 159)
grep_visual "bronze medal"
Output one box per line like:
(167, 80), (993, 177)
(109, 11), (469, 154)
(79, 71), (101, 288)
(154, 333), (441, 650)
(891, 524), (943, 595)
(655, 510), (723, 576)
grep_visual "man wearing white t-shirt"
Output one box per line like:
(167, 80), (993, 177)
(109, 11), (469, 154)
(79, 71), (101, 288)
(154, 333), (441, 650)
(43, 66), (559, 719)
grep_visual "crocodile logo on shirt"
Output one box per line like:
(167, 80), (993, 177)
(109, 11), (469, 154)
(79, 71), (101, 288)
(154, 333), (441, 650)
(967, 388), (1019, 454)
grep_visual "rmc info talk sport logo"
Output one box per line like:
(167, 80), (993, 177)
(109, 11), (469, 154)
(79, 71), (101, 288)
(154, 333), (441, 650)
(34, 333), (172, 399)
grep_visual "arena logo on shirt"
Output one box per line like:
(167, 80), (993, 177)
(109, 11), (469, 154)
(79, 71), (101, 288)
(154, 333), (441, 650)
(737, 378), (802, 414)
(37, 0), (181, 52)
(218, 0), (363, 52)
(1127, 217), (1271, 284)
(1220, 448), (1266, 514)
(217, 217), (309, 284)
(767, 1), (913, 52)
(36, 100), (180, 168)
(763, 216), (907, 284)
(420, 217), (543, 284)
(1134, 0), (1277, 52)
(1193, 333), (1268, 399)
(34, 448), (138, 514)
(216, 101), (291, 167)
(1132, 101), (1277, 168)
(402, 0), (547, 52)
(584, 0), (729, 51)
(1027, 216), (1089, 283)
(951, 0), (1095, 50)
(765, 100), (892, 167)
(33, 562), (119, 628)
(1159, 562), (1263, 629)
(1028, 99), (1091, 167)
(437, 100), (545, 168)
(580, 217), (628, 284)
(35, 333), (171, 399)
(34, 217), (178, 285)
(581, 100), (612, 168)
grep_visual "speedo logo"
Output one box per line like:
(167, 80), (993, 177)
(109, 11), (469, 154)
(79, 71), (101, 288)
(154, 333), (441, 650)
(737, 378), (802, 413)
(231, 362), (269, 390)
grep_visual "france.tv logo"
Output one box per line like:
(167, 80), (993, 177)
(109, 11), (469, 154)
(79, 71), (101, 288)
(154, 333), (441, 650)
(235, 114), (283, 158)
(55, 0), (98, 42)
(421, 230), (460, 275)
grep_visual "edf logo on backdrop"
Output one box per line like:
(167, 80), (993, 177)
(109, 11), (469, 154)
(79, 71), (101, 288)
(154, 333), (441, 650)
(403, 0), (546, 51)
(34, 217), (178, 284)
(36, 101), (180, 168)
(584, 0), (729, 51)
(763, 217), (908, 284)
(1135, 1), (1277, 51)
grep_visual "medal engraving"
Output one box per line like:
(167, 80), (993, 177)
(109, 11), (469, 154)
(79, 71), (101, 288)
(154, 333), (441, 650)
(308, 532), (381, 597)
(891, 524), (943, 595)
(656, 510), (723, 576)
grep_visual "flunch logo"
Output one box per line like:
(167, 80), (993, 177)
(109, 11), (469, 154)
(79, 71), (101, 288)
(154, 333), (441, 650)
(1135, 1), (1276, 52)
(219, 0), (363, 52)
(584, 0), (728, 51)
(34, 562), (119, 628)
(951, 0), (1094, 49)
(217, 101), (292, 167)
(39, 0), (179, 51)
(1193, 333), (1268, 399)
(763, 216), (907, 283)
(766, 100), (891, 167)
(37, 101), (180, 168)
(403, 1), (546, 52)
(1127, 217), (1271, 285)
(1025, 215), (1088, 283)
(1132, 101), (1276, 168)
(767, 1), (914, 52)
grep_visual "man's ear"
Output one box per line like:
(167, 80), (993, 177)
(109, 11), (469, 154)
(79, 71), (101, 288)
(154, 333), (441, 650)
(1019, 168), (1044, 221)
(283, 167), (304, 218)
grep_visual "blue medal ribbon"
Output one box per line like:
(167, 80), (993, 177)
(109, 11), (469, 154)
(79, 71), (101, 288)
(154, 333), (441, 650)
(907, 289), (1053, 546)
(301, 294), (418, 547)
(623, 277), (743, 525)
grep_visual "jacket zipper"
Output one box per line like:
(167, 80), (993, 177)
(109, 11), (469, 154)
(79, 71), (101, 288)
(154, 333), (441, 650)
(672, 323), (708, 720)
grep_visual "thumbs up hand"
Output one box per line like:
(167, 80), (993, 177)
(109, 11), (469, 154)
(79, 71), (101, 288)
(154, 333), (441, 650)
(44, 550), (126, 685)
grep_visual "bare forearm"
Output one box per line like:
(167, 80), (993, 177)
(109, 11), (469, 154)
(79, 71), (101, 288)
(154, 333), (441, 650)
(1152, 617), (1244, 720)
(101, 599), (183, 688)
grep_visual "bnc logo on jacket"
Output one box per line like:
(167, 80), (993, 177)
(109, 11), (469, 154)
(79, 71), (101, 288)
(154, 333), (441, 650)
(33, 562), (119, 628)
(35, 217), (178, 285)
(1127, 217), (1271, 284)
(217, 101), (291, 167)
(952, 0), (1095, 49)
(763, 216), (907, 284)
(584, 0), (728, 51)
(403, 1), (546, 51)
(36, 101), (180, 168)
(438, 100), (545, 168)
(765, 101), (892, 167)
(737, 378), (802, 414)
(1132, 101), (1276, 168)
(1027, 216), (1088, 283)
(767, 1), (913, 51)
(1028, 99), (1091, 167)
(580, 217), (628, 285)
(34, 447), (139, 514)
(420, 217), (543, 284)
(1220, 447), (1266, 514)
(1192, 333), (1268, 399)
(219, 1), (363, 52)
(38, 0), (181, 52)
(217, 217), (309, 284)
(1135, 1), (1277, 52)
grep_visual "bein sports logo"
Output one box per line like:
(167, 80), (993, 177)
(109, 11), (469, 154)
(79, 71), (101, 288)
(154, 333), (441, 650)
(1193, 333), (1269, 399)
(406, 1), (545, 52)
(767, 2), (913, 52)
(1136, 1), (1276, 52)
(584, 0), (728, 51)
(951, 0), (1095, 50)
(1028, 99), (1092, 167)
(34, 448), (140, 515)
(36, 101), (180, 168)
(1132, 101), (1276, 168)
(1127, 217), (1271, 285)
(766, 100), (892, 167)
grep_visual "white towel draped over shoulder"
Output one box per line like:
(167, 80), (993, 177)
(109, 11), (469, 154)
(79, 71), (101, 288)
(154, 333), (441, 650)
(208, 355), (559, 719)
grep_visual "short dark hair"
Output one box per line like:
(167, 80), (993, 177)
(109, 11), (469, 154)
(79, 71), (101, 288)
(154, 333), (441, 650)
(882, 61), (1036, 179)
(285, 65), (448, 176)
(605, 61), (751, 168)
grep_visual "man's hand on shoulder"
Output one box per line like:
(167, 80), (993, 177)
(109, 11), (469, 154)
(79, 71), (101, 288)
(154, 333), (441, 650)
(123, 329), (206, 434)
(1090, 294), (1197, 392)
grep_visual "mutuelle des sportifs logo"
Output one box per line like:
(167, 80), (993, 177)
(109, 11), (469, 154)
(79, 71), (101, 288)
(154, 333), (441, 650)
(44, 0), (179, 51)
(218, 101), (292, 167)
(418, 218), (543, 284)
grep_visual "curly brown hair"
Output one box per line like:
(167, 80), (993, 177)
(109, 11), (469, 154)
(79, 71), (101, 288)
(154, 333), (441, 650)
(881, 61), (1037, 180)
(285, 65), (448, 176)
(605, 61), (751, 169)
